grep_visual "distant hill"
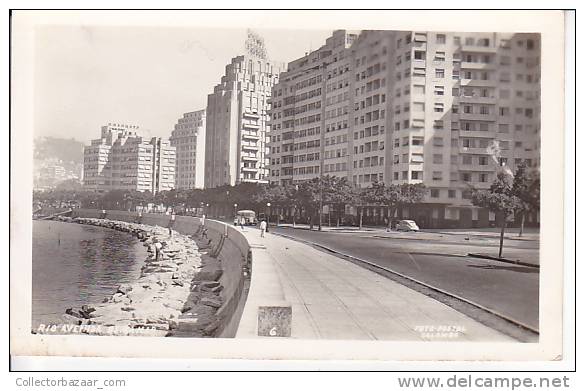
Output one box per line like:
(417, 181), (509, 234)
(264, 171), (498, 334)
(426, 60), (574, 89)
(34, 137), (84, 164)
(34, 137), (85, 190)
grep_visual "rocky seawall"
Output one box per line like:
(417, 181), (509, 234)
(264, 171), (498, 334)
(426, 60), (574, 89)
(37, 216), (225, 337)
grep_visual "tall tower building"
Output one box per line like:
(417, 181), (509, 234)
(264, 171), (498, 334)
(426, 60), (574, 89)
(267, 30), (541, 228)
(170, 110), (206, 189)
(83, 123), (176, 193)
(204, 30), (285, 188)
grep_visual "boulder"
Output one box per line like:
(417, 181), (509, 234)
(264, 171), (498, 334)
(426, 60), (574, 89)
(117, 284), (133, 295)
(200, 297), (222, 309)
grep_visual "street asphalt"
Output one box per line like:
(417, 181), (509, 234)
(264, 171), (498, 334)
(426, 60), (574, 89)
(269, 226), (539, 331)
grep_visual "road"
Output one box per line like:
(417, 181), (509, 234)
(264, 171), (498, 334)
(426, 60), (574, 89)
(269, 226), (539, 332)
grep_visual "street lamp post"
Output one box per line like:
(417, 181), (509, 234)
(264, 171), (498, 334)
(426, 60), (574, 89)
(226, 190), (230, 220)
(266, 202), (271, 232)
(293, 184), (299, 228)
(318, 177), (323, 231)
(233, 203), (238, 224)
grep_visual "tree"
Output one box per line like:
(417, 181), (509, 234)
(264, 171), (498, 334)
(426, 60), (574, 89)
(363, 182), (427, 229)
(320, 176), (355, 227)
(511, 163), (540, 236)
(296, 178), (322, 230)
(253, 184), (290, 224)
(471, 172), (523, 258)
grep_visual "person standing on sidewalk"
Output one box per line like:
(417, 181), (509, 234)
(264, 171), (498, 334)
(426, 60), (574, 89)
(260, 219), (267, 238)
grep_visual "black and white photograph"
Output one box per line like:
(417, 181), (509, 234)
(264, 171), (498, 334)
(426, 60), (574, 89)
(9, 9), (570, 367)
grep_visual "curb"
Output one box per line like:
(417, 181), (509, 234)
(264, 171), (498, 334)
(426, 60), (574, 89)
(467, 253), (539, 269)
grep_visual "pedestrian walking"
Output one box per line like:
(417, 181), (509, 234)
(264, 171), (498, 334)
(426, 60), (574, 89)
(101, 209), (107, 219)
(200, 214), (206, 227)
(239, 216), (245, 230)
(260, 219), (267, 238)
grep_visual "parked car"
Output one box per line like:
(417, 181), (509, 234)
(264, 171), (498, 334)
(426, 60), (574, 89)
(233, 210), (258, 226)
(395, 219), (420, 232)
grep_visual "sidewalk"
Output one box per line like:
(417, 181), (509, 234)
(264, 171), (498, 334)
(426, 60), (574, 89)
(236, 228), (513, 341)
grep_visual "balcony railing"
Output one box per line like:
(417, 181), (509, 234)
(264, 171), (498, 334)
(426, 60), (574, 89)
(460, 44), (497, 53)
(459, 146), (492, 155)
(243, 111), (261, 119)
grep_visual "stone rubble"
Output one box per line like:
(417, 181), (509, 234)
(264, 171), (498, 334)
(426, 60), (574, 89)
(47, 216), (225, 337)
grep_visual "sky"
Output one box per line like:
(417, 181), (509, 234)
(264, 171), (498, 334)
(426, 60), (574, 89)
(34, 25), (333, 143)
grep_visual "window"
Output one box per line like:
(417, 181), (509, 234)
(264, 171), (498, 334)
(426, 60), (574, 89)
(453, 36), (461, 45)
(448, 189), (456, 198)
(434, 85), (445, 95)
(434, 51), (446, 61)
(436, 34), (446, 44)
(433, 137), (444, 147)
(462, 155), (472, 165)
(461, 173), (471, 182)
(432, 171), (443, 181)
(412, 137), (424, 146)
(413, 67), (426, 77)
(498, 124), (509, 133)
(435, 68), (445, 78)
(452, 70), (460, 80)
(452, 87), (460, 96)
(479, 156), (488, 165)
(414, 50), (425, 60)
(433, 154), (443, 164)
(434, 103), (444, 113)
(411, 171), (423, 180)
(434, 120), (444, 129)
(431, 189), (440, 198)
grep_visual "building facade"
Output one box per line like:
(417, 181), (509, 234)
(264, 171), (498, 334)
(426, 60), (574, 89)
(83, 123), (176, 193)
(267, 30), (541, 228)
(170, 110), (206, 189)
(204, 32), (285, 188)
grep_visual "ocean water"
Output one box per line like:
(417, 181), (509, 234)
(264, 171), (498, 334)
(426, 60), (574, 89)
(31, 220), (147, 329)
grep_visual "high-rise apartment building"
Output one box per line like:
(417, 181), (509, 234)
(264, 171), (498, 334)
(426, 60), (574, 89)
(83, 123), (176, 193)
(268, 30), (541, 228)
(268, 30), (358, 185)
(204, 31), (285, 188)
(170, 110), (206, 189)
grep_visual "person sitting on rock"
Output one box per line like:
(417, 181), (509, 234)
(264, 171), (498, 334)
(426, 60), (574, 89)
(154, 239), (163, 261)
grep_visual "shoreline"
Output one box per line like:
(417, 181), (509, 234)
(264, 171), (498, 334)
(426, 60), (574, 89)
(34, 216), (225, 337)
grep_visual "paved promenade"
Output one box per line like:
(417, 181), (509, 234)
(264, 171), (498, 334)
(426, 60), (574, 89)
(236, 228), (513, 341)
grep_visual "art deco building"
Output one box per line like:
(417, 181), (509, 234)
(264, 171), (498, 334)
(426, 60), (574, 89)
(204, 31), (285, 188)
(170, 110), (206, 189)
(267, 30), (541, 228)
(83, 123), (176, 193)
